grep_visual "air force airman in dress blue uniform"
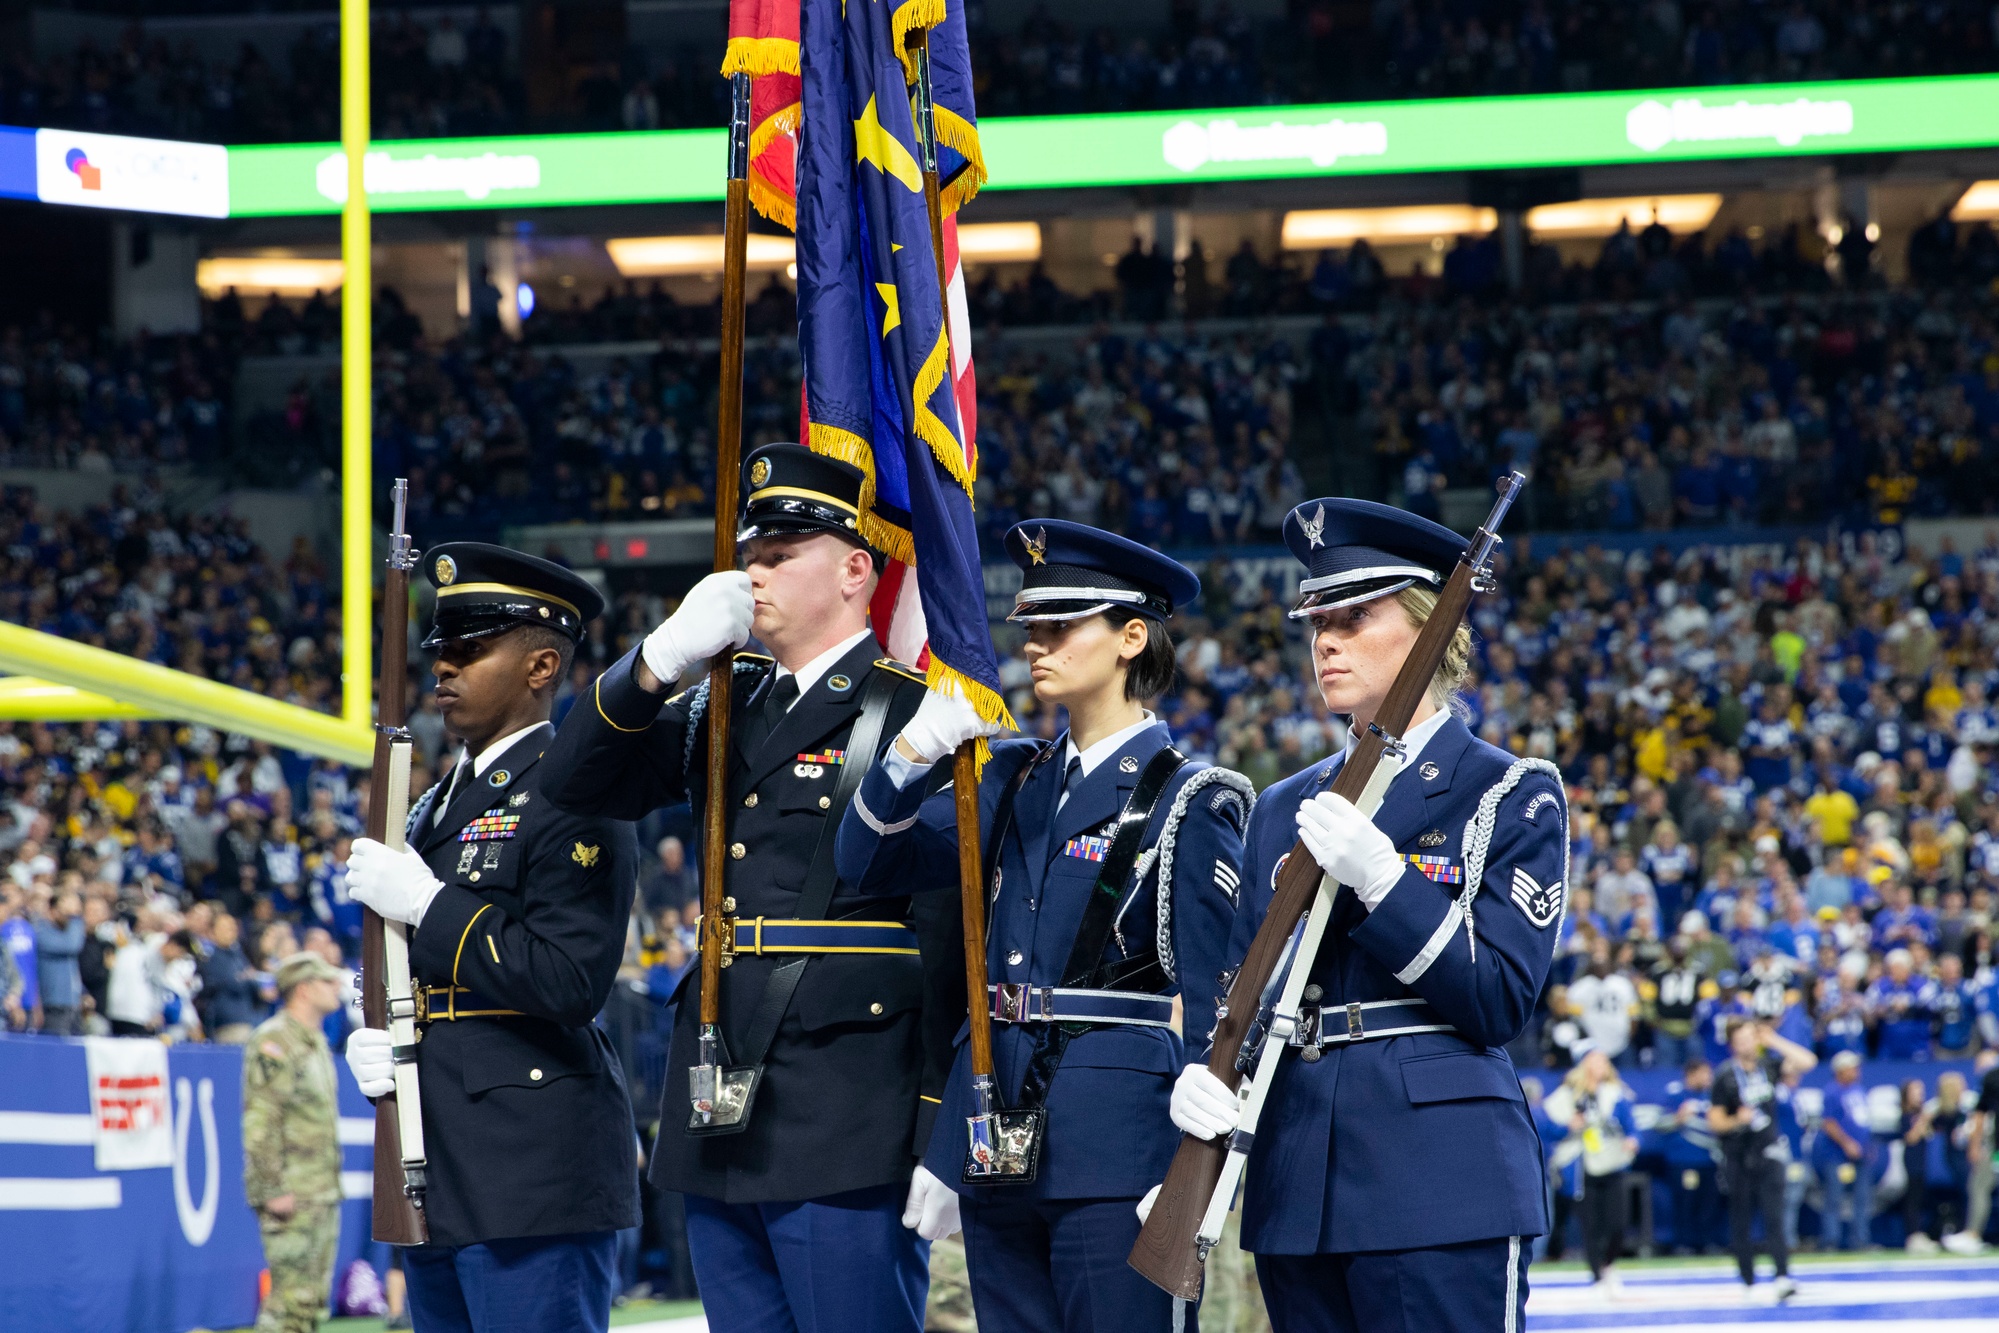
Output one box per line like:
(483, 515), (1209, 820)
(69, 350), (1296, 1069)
(836, 521), (1252, 1333)
(1168, 501), (1568, 1333)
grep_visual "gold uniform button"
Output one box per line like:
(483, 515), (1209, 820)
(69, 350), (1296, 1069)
(818, 796), (831, 810)
(744, 793), (759, 808)
(730, 843), (746, 860)
(870, 1002), (884, 1015)
(529, 1068), (543, 1081)
(470, 871), (481, 882)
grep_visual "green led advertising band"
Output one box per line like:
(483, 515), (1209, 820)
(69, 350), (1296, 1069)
(224, 74), (1999, 217)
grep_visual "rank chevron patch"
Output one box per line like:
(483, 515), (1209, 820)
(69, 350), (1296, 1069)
(1510, 866), (1565, 928)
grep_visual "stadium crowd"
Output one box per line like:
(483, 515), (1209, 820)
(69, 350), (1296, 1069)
(19, 0), (1999, 145)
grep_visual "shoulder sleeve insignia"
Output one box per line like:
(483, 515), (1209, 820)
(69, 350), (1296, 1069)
(1522, 791), (1561, 823)
(572, 842), (601, 867)
(259, 1041), (285, 1061)
(1509, 866), (1565, 928)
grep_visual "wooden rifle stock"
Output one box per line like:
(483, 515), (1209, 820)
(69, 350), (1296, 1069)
(362, 481), (426, 1246)
(1128, 475), (1525, 1298)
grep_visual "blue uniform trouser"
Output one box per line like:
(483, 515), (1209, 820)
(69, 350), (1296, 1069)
(404, 1230), (616, 1333)
(962, 1195), (1194, 1333)
(1255, 1235), (1528, 1333)
(684, 1182), (926, 1333)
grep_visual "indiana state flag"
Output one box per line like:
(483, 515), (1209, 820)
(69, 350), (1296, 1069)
(796, 0), (1008, 735)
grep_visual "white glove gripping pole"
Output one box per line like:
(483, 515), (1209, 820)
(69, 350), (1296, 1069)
(1192, 743), (1408, 1257)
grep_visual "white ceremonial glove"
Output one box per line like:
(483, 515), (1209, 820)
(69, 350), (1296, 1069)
(347, 837), (446, 928)
(1169, 1064), (1240, 1141)
(1137, 1184), (1162, 1224)
(1295, 791), (1406, 909)
(642, 571), (755, 685)
(345, 1027), (396, 1099)
(895, 688), (1000, 765)
(901, 1165), (963, 1241)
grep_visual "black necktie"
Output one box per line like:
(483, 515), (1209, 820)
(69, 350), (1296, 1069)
(1057, 755), (1083, 813)
(434, 756), (470, 826)
(742, 673), (799, 755)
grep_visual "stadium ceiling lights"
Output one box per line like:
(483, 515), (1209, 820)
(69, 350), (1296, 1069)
(1950, 180), (1999, 219)
(196, 254), (345, 295)
(1282, 195), (1722, 248)
(604, 222), (1039, 276)
(605, 233), (798, 277)
(1522, 193), (1723, 236)
(1282, 206), (1498, 248)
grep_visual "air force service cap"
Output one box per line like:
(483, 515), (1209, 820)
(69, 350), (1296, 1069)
(738, 442), (878, 560)
(422, 543), (605, 648)
(1003, 519), (1200, 623)
(1281, 498), (1464, 619)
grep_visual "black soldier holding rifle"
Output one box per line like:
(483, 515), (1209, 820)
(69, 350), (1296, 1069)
(344, 544), (640, 1333)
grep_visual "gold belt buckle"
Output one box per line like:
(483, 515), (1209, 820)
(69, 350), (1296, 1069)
(414, 986), (430, 1024)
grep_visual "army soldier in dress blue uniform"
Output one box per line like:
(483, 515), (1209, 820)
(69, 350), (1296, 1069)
(836, 521), (1253, 1333)
(343, 544), (642, 1333)
(1166, 500), (1567, 1332)
(536, 444), (957, 1333)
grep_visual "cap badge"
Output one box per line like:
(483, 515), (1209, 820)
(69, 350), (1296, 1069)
(1300, 503), (1327, 550)
(488, 769), (511, 788)
(1119, 754), (1140, 773)
(750, 457), (771, 487)
(435, 554), (457, 585)
(1023, 527), (1048, 566)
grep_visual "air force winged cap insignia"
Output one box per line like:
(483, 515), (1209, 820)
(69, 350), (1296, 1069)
(1300, 503), (1327, 549)
(1023, 527), (1048, 566)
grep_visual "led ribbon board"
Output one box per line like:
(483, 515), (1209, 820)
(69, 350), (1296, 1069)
(21, 73), (1999, 218)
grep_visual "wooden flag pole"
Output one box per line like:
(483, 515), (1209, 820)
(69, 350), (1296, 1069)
(904, 23), (1000, 1169)
(691, 70), (754, 1128)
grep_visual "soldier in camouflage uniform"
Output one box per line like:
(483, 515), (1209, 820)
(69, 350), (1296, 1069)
(243, 952), (347, 1333)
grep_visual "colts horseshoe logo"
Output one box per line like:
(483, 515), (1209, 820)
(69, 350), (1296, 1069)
(173, 1076), (219, 1247)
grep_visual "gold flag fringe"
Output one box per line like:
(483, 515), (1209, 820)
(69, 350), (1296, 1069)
(808, 421), (916, 565)
(720, 36), (801, 78)
(890, 0), (947, 82)
(911, 328), (975, 501)
(931, 106), (986, 215)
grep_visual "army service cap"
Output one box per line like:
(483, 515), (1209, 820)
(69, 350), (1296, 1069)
(423, 542), (605, 648)
(737, 443), (877, 558)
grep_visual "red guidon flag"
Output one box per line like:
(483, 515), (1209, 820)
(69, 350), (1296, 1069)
(723, 0), (802, 228)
